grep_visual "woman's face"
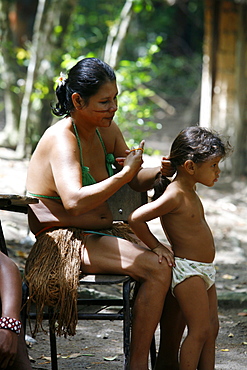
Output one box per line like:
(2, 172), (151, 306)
(80, 80), (118, 128)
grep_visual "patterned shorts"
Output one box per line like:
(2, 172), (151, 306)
(171, 257), (216, 296)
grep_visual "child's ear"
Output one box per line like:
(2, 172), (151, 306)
(184, 160), (195, 174)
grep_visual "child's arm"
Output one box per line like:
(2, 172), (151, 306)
(128, 188), (179, 266)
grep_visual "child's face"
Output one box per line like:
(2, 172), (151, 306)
(194, 156), (222, 187)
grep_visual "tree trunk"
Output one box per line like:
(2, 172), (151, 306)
(233, 4), (247, 176)
(200, 0), (247, 176)
(104, 0), (134, 69)
(16, 0), (77, 157)
(33, 0), (77, 140)
(0, 0), (22, 147)
(16, 0), (47, 158)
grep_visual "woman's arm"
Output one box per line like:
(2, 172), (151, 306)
(0, 252), (22, 368)
(29, 123), (144, 216)
(52, 143), (144, 216)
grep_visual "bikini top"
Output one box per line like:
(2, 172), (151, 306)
(72, 122), (115, 186)
(27, 122), (115, 200)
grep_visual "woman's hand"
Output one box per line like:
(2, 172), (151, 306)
(116, 140), (145, 175)
(160, 156), (175, 177)
(152, 242), (175, 267)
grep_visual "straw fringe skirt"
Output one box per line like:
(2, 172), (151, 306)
(24, 224), (136, 337)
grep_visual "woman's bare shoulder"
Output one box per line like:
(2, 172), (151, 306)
(37, 118), (74, 149)
(44, 118), (72, 137)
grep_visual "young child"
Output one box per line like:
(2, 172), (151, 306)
(128, 126), (232, 370)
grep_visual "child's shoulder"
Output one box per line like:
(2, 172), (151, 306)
(166, 180), (183, 194)
(171, 180), (192, 199)
(161, 181), (185, 203)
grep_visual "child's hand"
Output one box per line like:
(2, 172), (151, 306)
(152, 242), (175, 267)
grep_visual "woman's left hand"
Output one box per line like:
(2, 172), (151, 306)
(160, 156), (175, 177)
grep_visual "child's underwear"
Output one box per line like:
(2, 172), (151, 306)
(171, 257), (216, 296)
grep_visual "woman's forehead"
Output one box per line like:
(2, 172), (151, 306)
(95, 80), (118, 96)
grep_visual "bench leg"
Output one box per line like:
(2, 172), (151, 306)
(48, 308), (58, 370)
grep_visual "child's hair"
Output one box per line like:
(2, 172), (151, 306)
(153, 126), (232, 201)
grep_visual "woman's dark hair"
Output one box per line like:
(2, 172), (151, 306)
(51, 57), (116, 117)
(153, 126), (232, 201)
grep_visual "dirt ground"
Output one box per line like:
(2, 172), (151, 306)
(0, 148), (246, 369)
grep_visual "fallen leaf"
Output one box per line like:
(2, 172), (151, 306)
(242, 342), (247, 345)
(68, 353), (83, 359)
(39, 354), (61, 361)
(228, 333), (234, 337)
(40, 356), (51, 361)
(222, 274), (236, 280)
(238, 312), (247, 317)
(103, 355), (118, 361)
(220, 349), (229, 352)
(28, 355), (35, 363)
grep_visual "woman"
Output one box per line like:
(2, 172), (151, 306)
(25, 57), (176, 370)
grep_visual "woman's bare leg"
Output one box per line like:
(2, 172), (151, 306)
(82, 235), (172, 370)
(155, 290), (185, 370)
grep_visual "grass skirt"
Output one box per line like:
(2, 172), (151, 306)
(24, 223), (136, 337)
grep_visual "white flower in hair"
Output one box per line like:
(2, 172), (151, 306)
(56, 72), (67, 87)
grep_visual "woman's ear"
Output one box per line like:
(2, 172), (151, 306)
(184, 160), (195, 174)
(72, 93), (83, 110)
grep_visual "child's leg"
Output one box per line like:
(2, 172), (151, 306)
(174, 276), (212, 370)
(154, 290), (185, 370)
(198, 284), (219, 370)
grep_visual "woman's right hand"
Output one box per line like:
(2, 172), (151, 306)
(116, 140), (145, 177)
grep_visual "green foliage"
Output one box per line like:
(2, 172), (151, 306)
(0, 0), (204, 154)
(115, 41), (162, 148)
(61, 0), (125, 60)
